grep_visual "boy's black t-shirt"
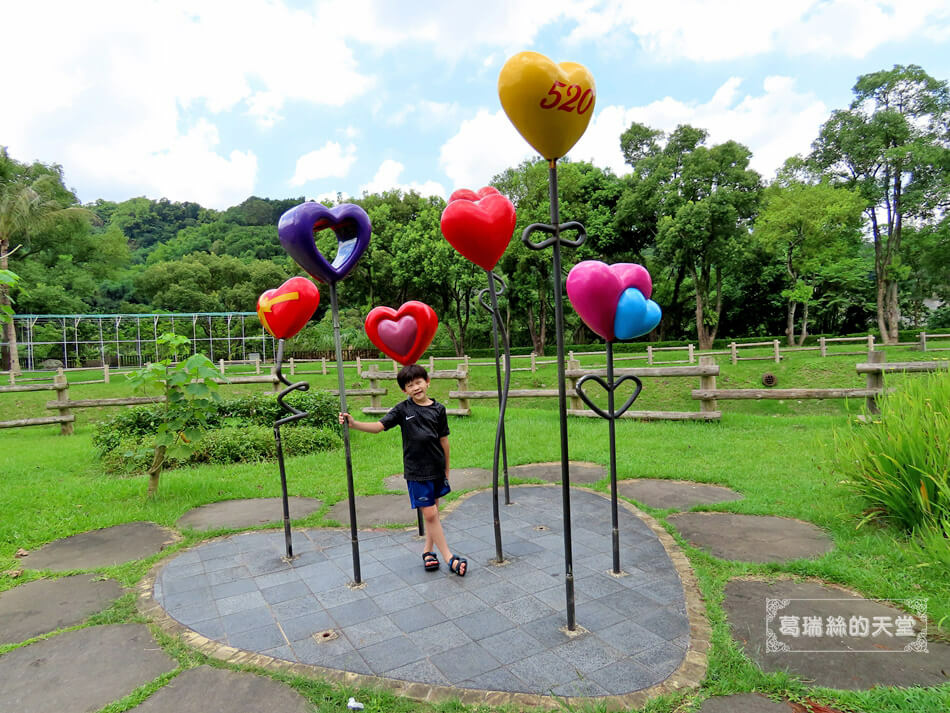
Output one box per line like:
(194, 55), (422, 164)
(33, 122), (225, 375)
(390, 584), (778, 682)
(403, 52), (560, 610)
(379, 398), (450, 481)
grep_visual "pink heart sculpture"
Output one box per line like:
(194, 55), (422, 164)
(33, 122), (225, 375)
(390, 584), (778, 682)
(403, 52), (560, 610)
(565, 261), (653, 342)
(364, 301), (439, 365)
(377, 316), (417, 357)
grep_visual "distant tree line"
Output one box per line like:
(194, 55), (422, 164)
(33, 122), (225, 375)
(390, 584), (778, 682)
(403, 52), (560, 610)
(2, 65), (948, 372)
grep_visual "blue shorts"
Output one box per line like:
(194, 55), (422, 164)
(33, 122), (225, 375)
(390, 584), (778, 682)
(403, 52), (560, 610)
(407, 477), (451, 509)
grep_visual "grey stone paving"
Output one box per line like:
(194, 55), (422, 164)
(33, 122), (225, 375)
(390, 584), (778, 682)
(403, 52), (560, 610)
(697, 693), (795, 712)
(508, 461), (606, 484)
(723, 579), (950, 690)
(0, 624), (178, 713)
(323, 494), (412, 526)
(618, 478), (743, 510)
(178, 497), (324, 531)
(129, 665), (312, 712)
(668, 513), (833, 563)
(154, 486), (688, 698)
(21, 522), (177, 570)
(0, 574), (124, 644)
(384, 467), (493, 493)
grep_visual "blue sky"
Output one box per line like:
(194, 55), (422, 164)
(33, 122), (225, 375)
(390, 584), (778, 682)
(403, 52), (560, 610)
(4, 1), (949, 210)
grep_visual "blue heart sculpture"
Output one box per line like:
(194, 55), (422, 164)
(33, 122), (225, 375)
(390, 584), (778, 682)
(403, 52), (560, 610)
(278, 202), (371, 284)
(614, 287), (662, 341)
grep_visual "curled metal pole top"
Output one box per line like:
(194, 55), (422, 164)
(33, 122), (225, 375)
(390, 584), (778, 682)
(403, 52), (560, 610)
(521, 221), (587, 251)
(274, 349), (311, 428)
(476, 271), (508, 313)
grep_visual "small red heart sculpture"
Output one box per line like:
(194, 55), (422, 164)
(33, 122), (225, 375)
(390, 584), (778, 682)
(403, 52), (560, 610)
(365, 301), (439, 366)
(440, 186), (516, 271)
(256, 277), (320, 340)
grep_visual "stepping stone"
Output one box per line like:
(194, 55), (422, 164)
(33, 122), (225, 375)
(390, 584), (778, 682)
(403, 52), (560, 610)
(0, 574), (124, 644)
(128, 665), (311, 712)
(619, 478), (742, 510)
(0, 623), (177, 713)
(668, 513), (833, 563)
(22, 522), (178, 571)
(384, 467), (493, 492)
(508, 461), (606, 484)
(723, 579), (950, 689)
(177, 497), (324, 531)
(324, 494), (413, 526)
(697, 693), (795, 712)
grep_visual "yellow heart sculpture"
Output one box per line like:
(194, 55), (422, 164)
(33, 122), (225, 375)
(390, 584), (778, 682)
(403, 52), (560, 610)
(498, 51), (596, 161)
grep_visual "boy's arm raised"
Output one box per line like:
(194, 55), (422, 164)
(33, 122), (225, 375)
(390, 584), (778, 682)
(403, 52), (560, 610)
(339, 413), (384, 434)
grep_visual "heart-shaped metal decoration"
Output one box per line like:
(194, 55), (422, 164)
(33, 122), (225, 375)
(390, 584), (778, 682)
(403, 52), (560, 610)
(364, 301), (439, 366)
(278, 202), (371, 284)
(575, 374), (643, 420)
(440, 186), (516, 271)
(256, 277), (320, 340)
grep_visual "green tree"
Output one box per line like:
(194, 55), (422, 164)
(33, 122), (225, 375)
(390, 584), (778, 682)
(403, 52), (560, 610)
(809, 65), (950, 343)
(620, 124), (761, 349)
(753, 180), (866, 344)
(127, 333), (223, 496)
(0, 148), (92, 373)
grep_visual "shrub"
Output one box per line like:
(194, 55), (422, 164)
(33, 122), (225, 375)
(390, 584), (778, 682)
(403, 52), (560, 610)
(836, 369), (950, 533)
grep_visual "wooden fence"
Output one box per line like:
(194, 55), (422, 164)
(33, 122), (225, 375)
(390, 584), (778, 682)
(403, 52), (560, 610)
(692, 350), (949, 415)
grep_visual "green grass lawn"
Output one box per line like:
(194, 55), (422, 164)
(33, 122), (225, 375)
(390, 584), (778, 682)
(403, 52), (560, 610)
(1, 348), (948, 712)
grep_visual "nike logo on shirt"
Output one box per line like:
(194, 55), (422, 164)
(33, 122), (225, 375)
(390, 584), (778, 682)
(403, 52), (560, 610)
(405, 415), (415, 420)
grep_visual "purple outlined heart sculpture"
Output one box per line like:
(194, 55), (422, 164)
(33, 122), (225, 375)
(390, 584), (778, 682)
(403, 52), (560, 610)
(278, 202), (371, 284)
(575, 374), (643, 419)
(566, 261), (660, 342)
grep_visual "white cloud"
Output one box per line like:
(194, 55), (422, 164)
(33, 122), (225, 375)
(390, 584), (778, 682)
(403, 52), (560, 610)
(0, 0), (375, 207)
(360, 160), (446, 198)
(564, 0), (950, 61)
(571, 76), (828, 181)
(440, 110), (537, 189)
(290, 143), (358, 186)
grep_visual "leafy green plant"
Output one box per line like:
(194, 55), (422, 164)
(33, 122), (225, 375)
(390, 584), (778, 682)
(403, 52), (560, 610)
(836, 369), (950, 533)
(0, 269), (18, 324)
(126, 333), (223, 496)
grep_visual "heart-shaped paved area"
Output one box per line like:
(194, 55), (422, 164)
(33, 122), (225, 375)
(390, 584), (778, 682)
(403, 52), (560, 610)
(619, 478), (742, 511)
(147, 486), (704, 704)
(20, 522), (178, 570)
(177, 497), (324, 531)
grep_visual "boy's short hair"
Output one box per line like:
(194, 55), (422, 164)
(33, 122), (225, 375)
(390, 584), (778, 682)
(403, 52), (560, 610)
(397, 363), (429, 390)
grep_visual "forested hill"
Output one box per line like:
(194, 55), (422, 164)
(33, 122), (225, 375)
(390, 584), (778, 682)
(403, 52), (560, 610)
(2, 64), (949, 355)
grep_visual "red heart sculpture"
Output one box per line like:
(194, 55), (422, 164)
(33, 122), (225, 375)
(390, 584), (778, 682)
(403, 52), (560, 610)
(365, 301), (439, 366)
(440, 186), (516, 271)
(256, 277), (320, 339)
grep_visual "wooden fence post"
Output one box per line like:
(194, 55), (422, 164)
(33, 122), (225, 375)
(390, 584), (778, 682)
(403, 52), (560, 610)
(321, 357), (327, 375)
(731, 342), (738, 366)
(53, 370), (73, 435)
(699, 356), (717, 417)
(647, 346), (653, 365)
(270, 365), (280, 392)
(429, 355), (435, 371)
(103, 363), (110, 383)
(254, 358), (261, 375)
(355, 356), (362, 375)
(392, 359), (398, 372)
(219, 359), (225, 375)
(867, 334), (875, 352)
(531, 352), (536, 373)
(289, 358), (295, 376)
(865, 350), (886, 415)
(464, 354), (470, 371)
(7, 371), (14, 385)
(819, 337), (826, 358)
(688, 344), (695, 363)
(456, 364), (470, 413)
(920, 332), (927, 352)
(773, 340), (780, 363)
(368, 364), (382, 411)
(567, 357), (582, 411)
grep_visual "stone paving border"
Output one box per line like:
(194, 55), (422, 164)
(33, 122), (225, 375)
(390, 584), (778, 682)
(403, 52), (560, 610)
(137, 484), (710, 710)
(696, 692), (796, 712)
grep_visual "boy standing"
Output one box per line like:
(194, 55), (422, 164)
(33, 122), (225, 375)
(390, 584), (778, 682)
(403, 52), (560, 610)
(339, 363), (467, 576)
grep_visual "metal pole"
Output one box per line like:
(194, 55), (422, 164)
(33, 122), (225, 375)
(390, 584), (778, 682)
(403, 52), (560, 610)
(330, 282), (361, 584)
(485, 270), (513, 563)
(521, 160), (586, 631)
(607, 341), (621, 574)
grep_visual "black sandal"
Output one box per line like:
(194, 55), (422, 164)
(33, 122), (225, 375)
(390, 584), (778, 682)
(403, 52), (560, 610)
(422, 551), (440, 571)
(448, 555), (467, 577)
